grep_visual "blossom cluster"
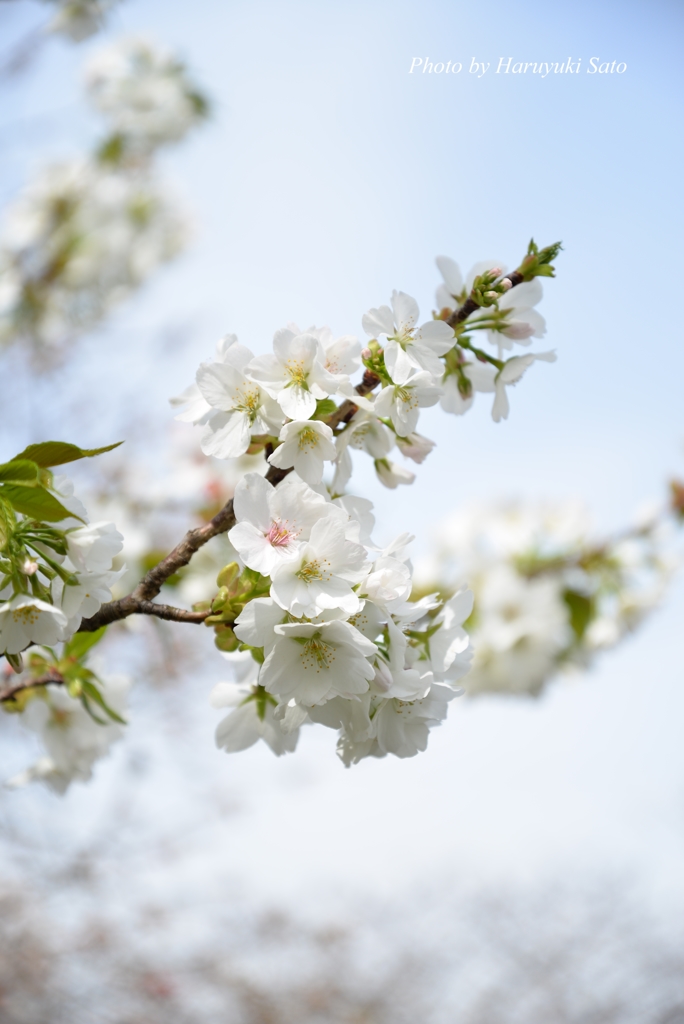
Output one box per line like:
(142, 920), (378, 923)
(41, 0), (121, 42)
(0, 38), (207, 354)
(169, 245), (560, 760)
(413, 500), (677, 697)
(7, 670), (129, 793)
(209, 471), (473, 762)
(2, 241), (563, 783)
(0, 160), (187, 352)
(85, 37), (210, 154)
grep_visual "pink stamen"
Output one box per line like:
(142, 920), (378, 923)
(266, 522), (292, 547)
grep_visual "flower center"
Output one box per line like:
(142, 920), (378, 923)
(395, 386), (417, 409)
(297, 427), (319, 451)
(11, 605), (39, 626)
(350, 423), (371, 450)
(266, 521), (292, 547)
(285, 359), (309, 389)
(295, 558), (331, 583)
(232, 386), (261, 422)
(300, 637), (336, 673)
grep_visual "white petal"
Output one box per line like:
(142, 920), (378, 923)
(391, 291), (419, 333)
(435, 255), (463, 296)
(233, 473), (273, 531)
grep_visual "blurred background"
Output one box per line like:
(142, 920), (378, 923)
(1, 0), (683, 1019)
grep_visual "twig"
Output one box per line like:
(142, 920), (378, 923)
(0, 668), (63, 703)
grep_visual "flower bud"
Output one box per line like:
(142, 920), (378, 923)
(216, 562), (240, 589)
(489, 267), (502, 278)
(484, 291), (498, 301)
(361, 348), (372, 360)
(21, 558), (39, 575)
(500, 278), (513, 291)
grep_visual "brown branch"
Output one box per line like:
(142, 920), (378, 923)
(446, 270), (525, 328)
(0, 668), (64, 703)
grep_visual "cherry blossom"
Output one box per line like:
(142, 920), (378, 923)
(362, 290), (455, 380)
(267, 419), (337, 485)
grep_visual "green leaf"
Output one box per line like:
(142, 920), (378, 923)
(311, 398), (338, 421)
(63, 626), (107, 661)
(80, 679), (127, 725)
(562, 588), (594, 642)
(0, 460), (40, 486)
(0, 484), (82, 523)
(11, 440), (123, 469)
(0, 498), (15, 550)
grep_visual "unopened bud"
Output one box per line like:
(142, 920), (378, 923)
(361, 348), (372, 360)
(484, 291), (498, 301)
(489, 267), (502, 278)
(500, 278), (513, 291)
(216, 562), (240, 588)
(21, 558), (39, 575)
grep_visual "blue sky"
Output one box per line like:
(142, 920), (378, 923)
(1, 0), (683, 916)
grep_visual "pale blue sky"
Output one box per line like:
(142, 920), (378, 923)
(1, 0), (683, 917)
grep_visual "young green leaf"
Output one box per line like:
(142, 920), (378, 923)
(80, 679), (127, 725)
(63, 626), (108, 661)
(11, 440), (123, 469)
(0, 484), (83, 523)
(0, 460), (41, 486)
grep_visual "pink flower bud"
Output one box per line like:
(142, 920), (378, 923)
(500, 278), (513, 291)
(489, 267), (502, 278)
(21, 558), (39, 575)
(484, 291), (498, 301)
(361, 348), (372, 360)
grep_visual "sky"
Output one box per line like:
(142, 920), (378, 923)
(1, 0), (683, 926)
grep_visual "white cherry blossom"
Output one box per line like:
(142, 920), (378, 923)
(233, 597), (287, 655)
(374, 367), (441, 436)
(85, 37), (207, 151)
(371, 618), (429, 702)
(247, 327), (341, 420)
(8, 674), (129, 793)
(374, 458), (416, 489)
(194, 349), (284, 459)
(464, 279), (546, 356)
(362, 290), (454, 380)
(492, 351), (557, 422)
(210, 659), (299, 756)
(44, 0), (120, 42)
(305, 325), (364, 402)
(214, 698), (298, 756)
(427, 589), (474, 687)
(395, 431), (435, 464)
(372, 683), (458, 758)
(65, 521), (123, 573)
(268, 419), (337, 485)
(270, 514), (368, 618)
(260, 619), (376, 706)
(52, 568), (124, 637)
(439, 359), (497, 415)
(228, 472), (342, 576)
(0, 596), (68, 654)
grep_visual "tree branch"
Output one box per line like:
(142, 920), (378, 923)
(0, 668), (64, 703)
